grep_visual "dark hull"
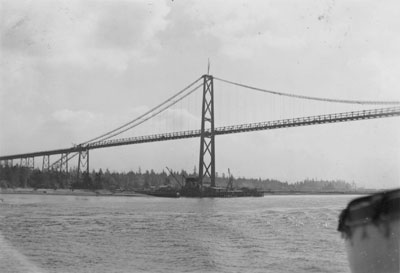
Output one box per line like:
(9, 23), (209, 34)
(137, 190), (180, 198)
(180, 189), (264, 198)
(137, 189), (263, 198)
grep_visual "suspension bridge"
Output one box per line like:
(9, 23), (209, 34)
(1, 74), (399, 188)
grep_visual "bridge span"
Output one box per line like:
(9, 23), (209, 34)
(1, 106), (399, 161)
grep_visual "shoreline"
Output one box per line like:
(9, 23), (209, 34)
(0, 188), (145, 197)
(0, 188), (378, 197)
(262, 190), (377, 195)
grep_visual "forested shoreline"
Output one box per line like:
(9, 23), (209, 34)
(0, 165), (362, 193)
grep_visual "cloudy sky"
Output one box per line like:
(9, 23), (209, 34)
(1, 0), (399, 189)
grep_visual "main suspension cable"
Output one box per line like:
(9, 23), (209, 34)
(80, 76), (203, 146)
(89, 82), (203, 145)
(214, 77), (400, 105)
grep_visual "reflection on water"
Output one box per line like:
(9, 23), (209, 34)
(0, 194), (357, 273)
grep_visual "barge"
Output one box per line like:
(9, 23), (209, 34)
(137, 170), (264, 198)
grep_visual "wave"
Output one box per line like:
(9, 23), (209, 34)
(0, 231), (48, 273)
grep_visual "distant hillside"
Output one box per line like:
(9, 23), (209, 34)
(215, 176), (356, 192)
(0, 165), (357, 193)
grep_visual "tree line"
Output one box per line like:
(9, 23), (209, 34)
(0, 165), (357, 192)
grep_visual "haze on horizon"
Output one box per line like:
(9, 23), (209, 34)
(1, 0), (399, 189)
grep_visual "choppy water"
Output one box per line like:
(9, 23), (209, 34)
(0, 194), (358, 273)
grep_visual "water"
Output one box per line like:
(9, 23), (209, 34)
(0, 194), (357, 273)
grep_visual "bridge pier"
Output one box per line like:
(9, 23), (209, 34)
(19, 157), (34, 168)
(42, 155), (50, 171)
(0, 159), (13, 167)
(77, 149), (89, 177)
(198, 74), (216, 188)
(27, 157), (34, 169)
(59, 153), (69, 173)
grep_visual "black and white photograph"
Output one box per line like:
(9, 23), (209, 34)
(1, 1), (399, 272)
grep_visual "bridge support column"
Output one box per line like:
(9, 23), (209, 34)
(0, 160), (12, 167)
(198, 74), (216, 188)
(27, 157), (34, 169)
(59, 153), (69, 173)
(20, 157), (33, 168)
(77, 149), (89, 177)
(42, 155), (50, 171)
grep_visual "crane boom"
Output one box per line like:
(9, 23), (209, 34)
(165, 167), (183, 188)
(226, 168), (233, 191)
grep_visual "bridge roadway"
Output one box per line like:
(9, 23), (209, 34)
(1, 106), (399, 161)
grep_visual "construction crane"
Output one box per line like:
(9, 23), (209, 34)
(165, 167), (183, 188)
(226, 168), (234, 191)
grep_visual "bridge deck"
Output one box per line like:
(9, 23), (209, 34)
(1, 107), (399, 161)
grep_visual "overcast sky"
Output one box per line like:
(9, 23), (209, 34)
(1, 0), (399, 189)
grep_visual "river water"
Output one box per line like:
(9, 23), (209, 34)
(0, 194), (358, 273)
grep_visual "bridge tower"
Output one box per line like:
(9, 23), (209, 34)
(198, 74), (216, 188)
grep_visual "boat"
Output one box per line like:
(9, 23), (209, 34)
(338, 188), (400, 273)
(179, 176), (264, 198)
(136, 186), (180, 198)
(138, 168), (264, 198)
